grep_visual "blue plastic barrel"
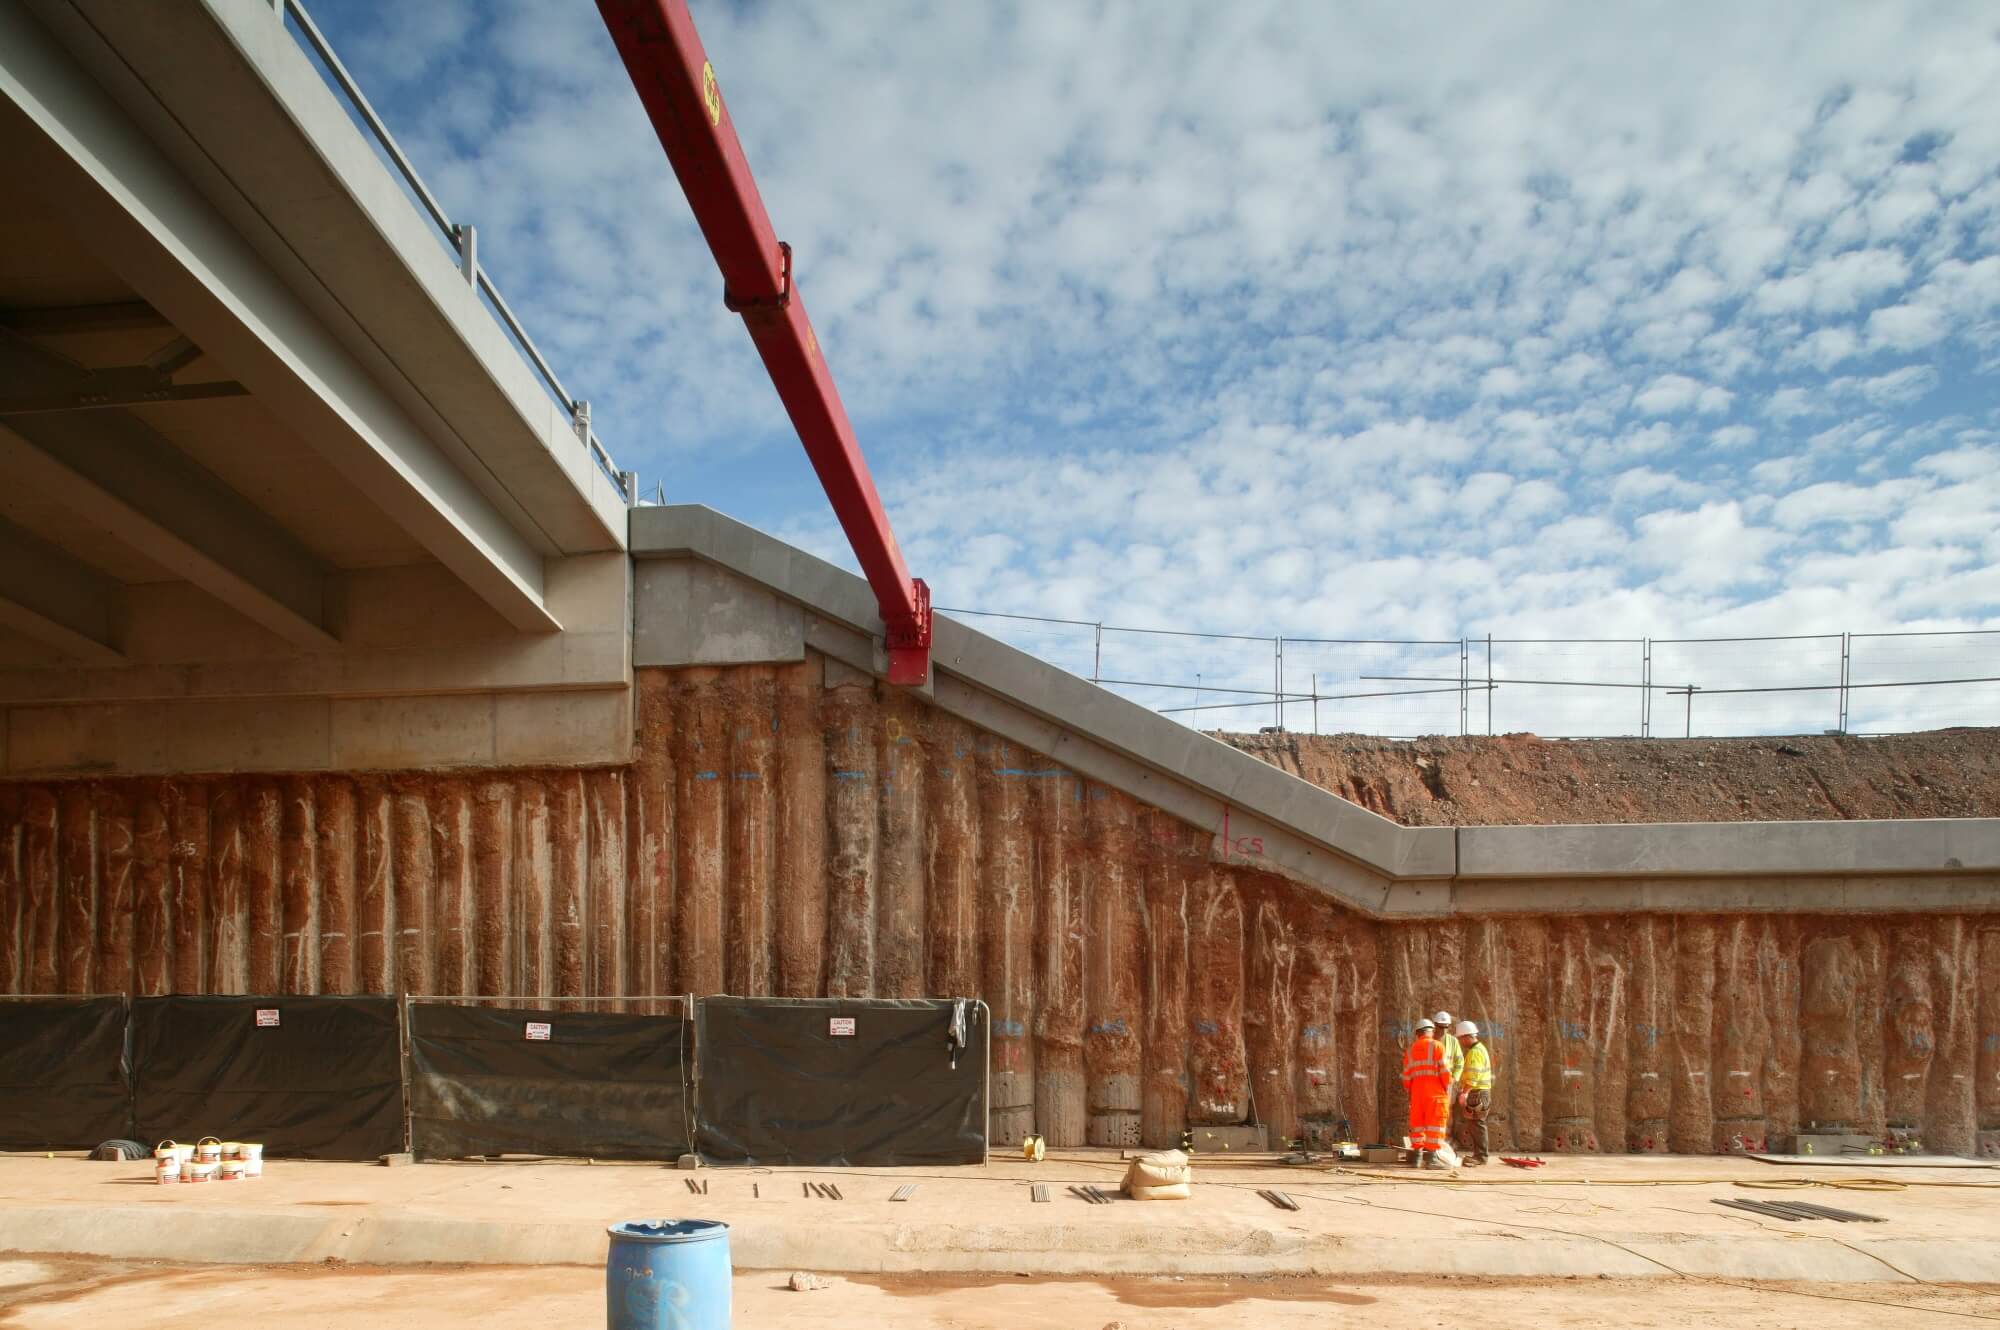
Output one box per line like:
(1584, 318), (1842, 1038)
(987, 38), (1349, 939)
(605, 1218), (732, 1330)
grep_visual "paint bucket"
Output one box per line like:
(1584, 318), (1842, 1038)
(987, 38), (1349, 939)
(221, 1141), (245, 1161)
(183, 1161), (217, 1184)
(155, 1155), (181, 1186)
(242, 1144), (264, 1177)
(218, 1159), (245, 1182)
(195, 1136), (223, 1164)
(605, 1220), (731, 1330)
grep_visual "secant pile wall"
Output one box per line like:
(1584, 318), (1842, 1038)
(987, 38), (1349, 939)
(2, 656), (1996, 1155)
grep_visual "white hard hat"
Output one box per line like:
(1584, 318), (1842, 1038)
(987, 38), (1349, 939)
(1455, 1020), (1478, 1038)
(1432, 1011), (1452, 1027)
(1414, 1017), (1434, 1031)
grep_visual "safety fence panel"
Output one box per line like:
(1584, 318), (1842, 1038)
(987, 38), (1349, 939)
(130, 996), (403, 1160)
(695, 997), (987, 1166)
(408, 1002), (691, 1161)
(0, 997), (131, 1149)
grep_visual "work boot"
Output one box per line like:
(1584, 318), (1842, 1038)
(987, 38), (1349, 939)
(1413, 1151), (1432, 1170)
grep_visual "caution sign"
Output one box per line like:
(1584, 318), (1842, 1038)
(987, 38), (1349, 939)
(255, 1009), (280, 1028)
(828, 1017), (856, 1038)
(525, 1022), (552, 1042)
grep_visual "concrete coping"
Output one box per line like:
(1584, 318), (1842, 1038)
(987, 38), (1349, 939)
(628, 505), (2000, 888)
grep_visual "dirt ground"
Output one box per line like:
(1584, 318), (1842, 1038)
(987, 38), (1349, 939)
(1220, 727), (2000, 824)
(2, 1257), (1998, 1329)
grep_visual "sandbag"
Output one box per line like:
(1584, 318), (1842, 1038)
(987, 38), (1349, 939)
(1128, 1180), (1193, 1200)
(1123, 1148), (1192, 1200)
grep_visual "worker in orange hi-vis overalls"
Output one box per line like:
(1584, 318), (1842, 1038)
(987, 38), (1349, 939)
(1401, 1017), (1454, 1170)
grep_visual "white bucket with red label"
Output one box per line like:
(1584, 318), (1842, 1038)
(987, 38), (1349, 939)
(241, 1143), (264, 1177)
(183, 1161), (217, 1184)
(155, 1154), (181, 1185)
(195, 1136), (223, 1164)
(218, 1159), (246, 1182)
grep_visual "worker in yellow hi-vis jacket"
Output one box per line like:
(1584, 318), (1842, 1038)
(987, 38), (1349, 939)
(1432, 1010), (1462, 1147)
(1453, 1020), (1494, 1166)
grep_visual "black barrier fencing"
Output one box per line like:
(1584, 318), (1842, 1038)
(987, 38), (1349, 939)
(407, 998), (693, 1161)
(0, 996), (132, 1149)
(696, 998), (989, 1166)
(131, 996), (405, 1160)
(0, 993), (988, 1165)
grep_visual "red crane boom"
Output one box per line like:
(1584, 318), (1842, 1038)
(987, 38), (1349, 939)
(597, 0), (932, 685)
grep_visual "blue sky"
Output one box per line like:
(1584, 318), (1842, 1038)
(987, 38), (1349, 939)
(302, 2), (1999, 735)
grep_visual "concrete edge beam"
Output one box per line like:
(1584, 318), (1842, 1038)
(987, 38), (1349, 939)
(0, 3), (559, 633)
(0, 515), (125, 664)
(175, 0), (629, 552)
(1458, 819), (2000, 880)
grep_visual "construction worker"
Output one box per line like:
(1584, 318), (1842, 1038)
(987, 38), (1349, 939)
(1454, 1019), (1493, 1166)
(1432, 1009), (1463, 1145)
(1400, 1017), (1453, 1169)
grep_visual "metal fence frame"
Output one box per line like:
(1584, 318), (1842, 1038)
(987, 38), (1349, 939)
(941, 607), (2000, 740)
(280, 0), (633, 501)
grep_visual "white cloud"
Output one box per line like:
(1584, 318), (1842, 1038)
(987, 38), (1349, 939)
(1633, 374), (1731, 416)
(1633, 503), (1785, 590)
(1867, 303), (1949, 350)
(1771, 479), (1924, 529)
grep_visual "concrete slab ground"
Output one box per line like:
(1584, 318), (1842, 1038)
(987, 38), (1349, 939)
(3, 1258), (1999, 1329)
(2, 1151), (1997, 1287)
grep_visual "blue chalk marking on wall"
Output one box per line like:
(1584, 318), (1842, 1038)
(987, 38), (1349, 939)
(996, 768), (1066, 778)
(1089, 1018), (1129, 1036)
(995, 1019), (1026, 1037)
(1195, 1020), (1219, 1036)
(695, 771), (719, 781)
(832, 770), (869, 781)
(731, 771), (761, 781)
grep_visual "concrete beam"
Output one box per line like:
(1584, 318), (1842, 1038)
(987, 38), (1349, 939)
(0, 516), (124, 664)
(0, 410), (335, 649)
(0, 3), (561, 633)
